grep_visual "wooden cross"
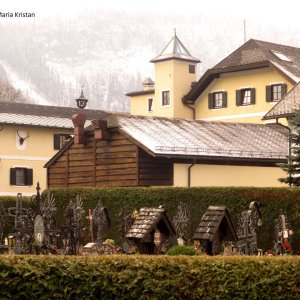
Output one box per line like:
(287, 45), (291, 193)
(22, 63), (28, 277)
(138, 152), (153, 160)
(86, 209), (94, 243)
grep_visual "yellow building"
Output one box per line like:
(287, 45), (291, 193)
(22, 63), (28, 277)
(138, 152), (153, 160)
(125, 36), (300, 187)
(128, 37), (300, 124)
(185, 39), (300, 124)
(0, 101), (107, 195)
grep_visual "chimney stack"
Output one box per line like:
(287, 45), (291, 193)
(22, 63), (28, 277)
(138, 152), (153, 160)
(72, 113), (86, 144)
(91, 119), (110, 140)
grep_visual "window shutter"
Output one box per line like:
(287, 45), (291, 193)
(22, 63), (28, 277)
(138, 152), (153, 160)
(281, 84), (287, 96)
(236, 90), (242, 106)
(26, 169), (33, 186)
(10, 168), (16, 185)
(266, 85), (272, 102)
(250, 88), (256, 104)
(54, 134), (61, 150)
(208, 93), (214, 109)
(222, 92), (227, 108)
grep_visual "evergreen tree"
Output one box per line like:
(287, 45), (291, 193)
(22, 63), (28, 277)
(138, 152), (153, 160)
(279, 110), (300, 186)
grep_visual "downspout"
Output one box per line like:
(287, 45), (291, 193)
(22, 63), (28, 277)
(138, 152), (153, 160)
(276, 118), (292, 187)
(188, 162), (195, 187)
(182, 97), (196, 120)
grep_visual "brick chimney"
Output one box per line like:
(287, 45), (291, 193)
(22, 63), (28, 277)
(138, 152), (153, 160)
(72, 113), (86, 144)
(91, 119), (110, 140)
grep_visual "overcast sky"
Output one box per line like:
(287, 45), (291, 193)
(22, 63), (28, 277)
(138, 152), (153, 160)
(1, 0), (300, 26)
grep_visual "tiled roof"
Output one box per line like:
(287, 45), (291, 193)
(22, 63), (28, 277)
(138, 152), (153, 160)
(193, 206), (238, 241)
(126, 207), (175, 239)
(214, 39), (300, 79)
(109, 115), (288, 161)
(184, 39), (300, 103)
(150, 33), (200, 63)
(263, 82), (300, 120)
(0, 101), (108, 128)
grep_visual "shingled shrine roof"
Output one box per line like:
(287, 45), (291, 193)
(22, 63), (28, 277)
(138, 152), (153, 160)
(193, 206), (238, 242)
(125, 207), (176, 240)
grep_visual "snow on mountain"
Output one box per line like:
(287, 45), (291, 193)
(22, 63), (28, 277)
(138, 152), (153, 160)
(0, 60), (50, 105)
(0, 9), (300, 111)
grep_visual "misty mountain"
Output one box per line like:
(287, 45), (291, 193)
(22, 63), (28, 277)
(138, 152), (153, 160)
(0, 9), (299, 112)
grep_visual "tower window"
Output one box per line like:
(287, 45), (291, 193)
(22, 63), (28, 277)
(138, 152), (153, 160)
(162, 91), (170, 106)
(148, 98), (153, 112)
(189, 64), (196, 74)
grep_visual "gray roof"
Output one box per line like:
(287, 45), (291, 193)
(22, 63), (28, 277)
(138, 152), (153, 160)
(142, 77), (155, 86)
(184, 39), (300, 103)
(0, 101), (108, 128)
(109, 115), (288, 161)
(193, 206), (238, 242)
(214, 39), (300, 79)
(150, 33), (200, 63)
(126, 207), (176, 240)
(263, 82), (300, 120)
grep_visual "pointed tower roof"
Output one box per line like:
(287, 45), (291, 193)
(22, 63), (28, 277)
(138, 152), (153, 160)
(150, 31), (200, 63)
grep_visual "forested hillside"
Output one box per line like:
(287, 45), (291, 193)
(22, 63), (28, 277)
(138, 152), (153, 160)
(0, 9), (299, 111)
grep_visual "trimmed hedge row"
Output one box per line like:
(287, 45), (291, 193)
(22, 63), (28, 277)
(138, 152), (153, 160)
(2, 187), (300, 252)
(40, 187), (300, 253)
(0, 255), (299, 299)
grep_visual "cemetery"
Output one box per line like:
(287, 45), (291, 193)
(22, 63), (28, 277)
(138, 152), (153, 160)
(0, 183), (296, 257)
(0, 184), (300, 298)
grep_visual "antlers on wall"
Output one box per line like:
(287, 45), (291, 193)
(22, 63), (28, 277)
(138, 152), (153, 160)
(17, 131), (30, 145)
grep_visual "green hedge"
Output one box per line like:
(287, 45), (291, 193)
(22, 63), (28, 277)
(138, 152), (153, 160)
(0, 255), (299, 299)
(2, 187), (300, 253)
(39, 187), (300, 253)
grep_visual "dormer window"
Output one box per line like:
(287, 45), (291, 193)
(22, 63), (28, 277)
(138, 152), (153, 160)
(271, 51), (291, 62)
(266, 83), (287, 102)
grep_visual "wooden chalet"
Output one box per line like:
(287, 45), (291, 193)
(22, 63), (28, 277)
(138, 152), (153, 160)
(45, 112), (289, 188)
(45, 114), (173, 188)
(125, 207), (177, 254)
(193, 206), (238, 255)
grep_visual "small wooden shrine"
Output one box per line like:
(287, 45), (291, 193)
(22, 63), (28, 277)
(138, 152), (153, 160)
(193, 206), (238, 255)
(125, 206), (177, 254)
